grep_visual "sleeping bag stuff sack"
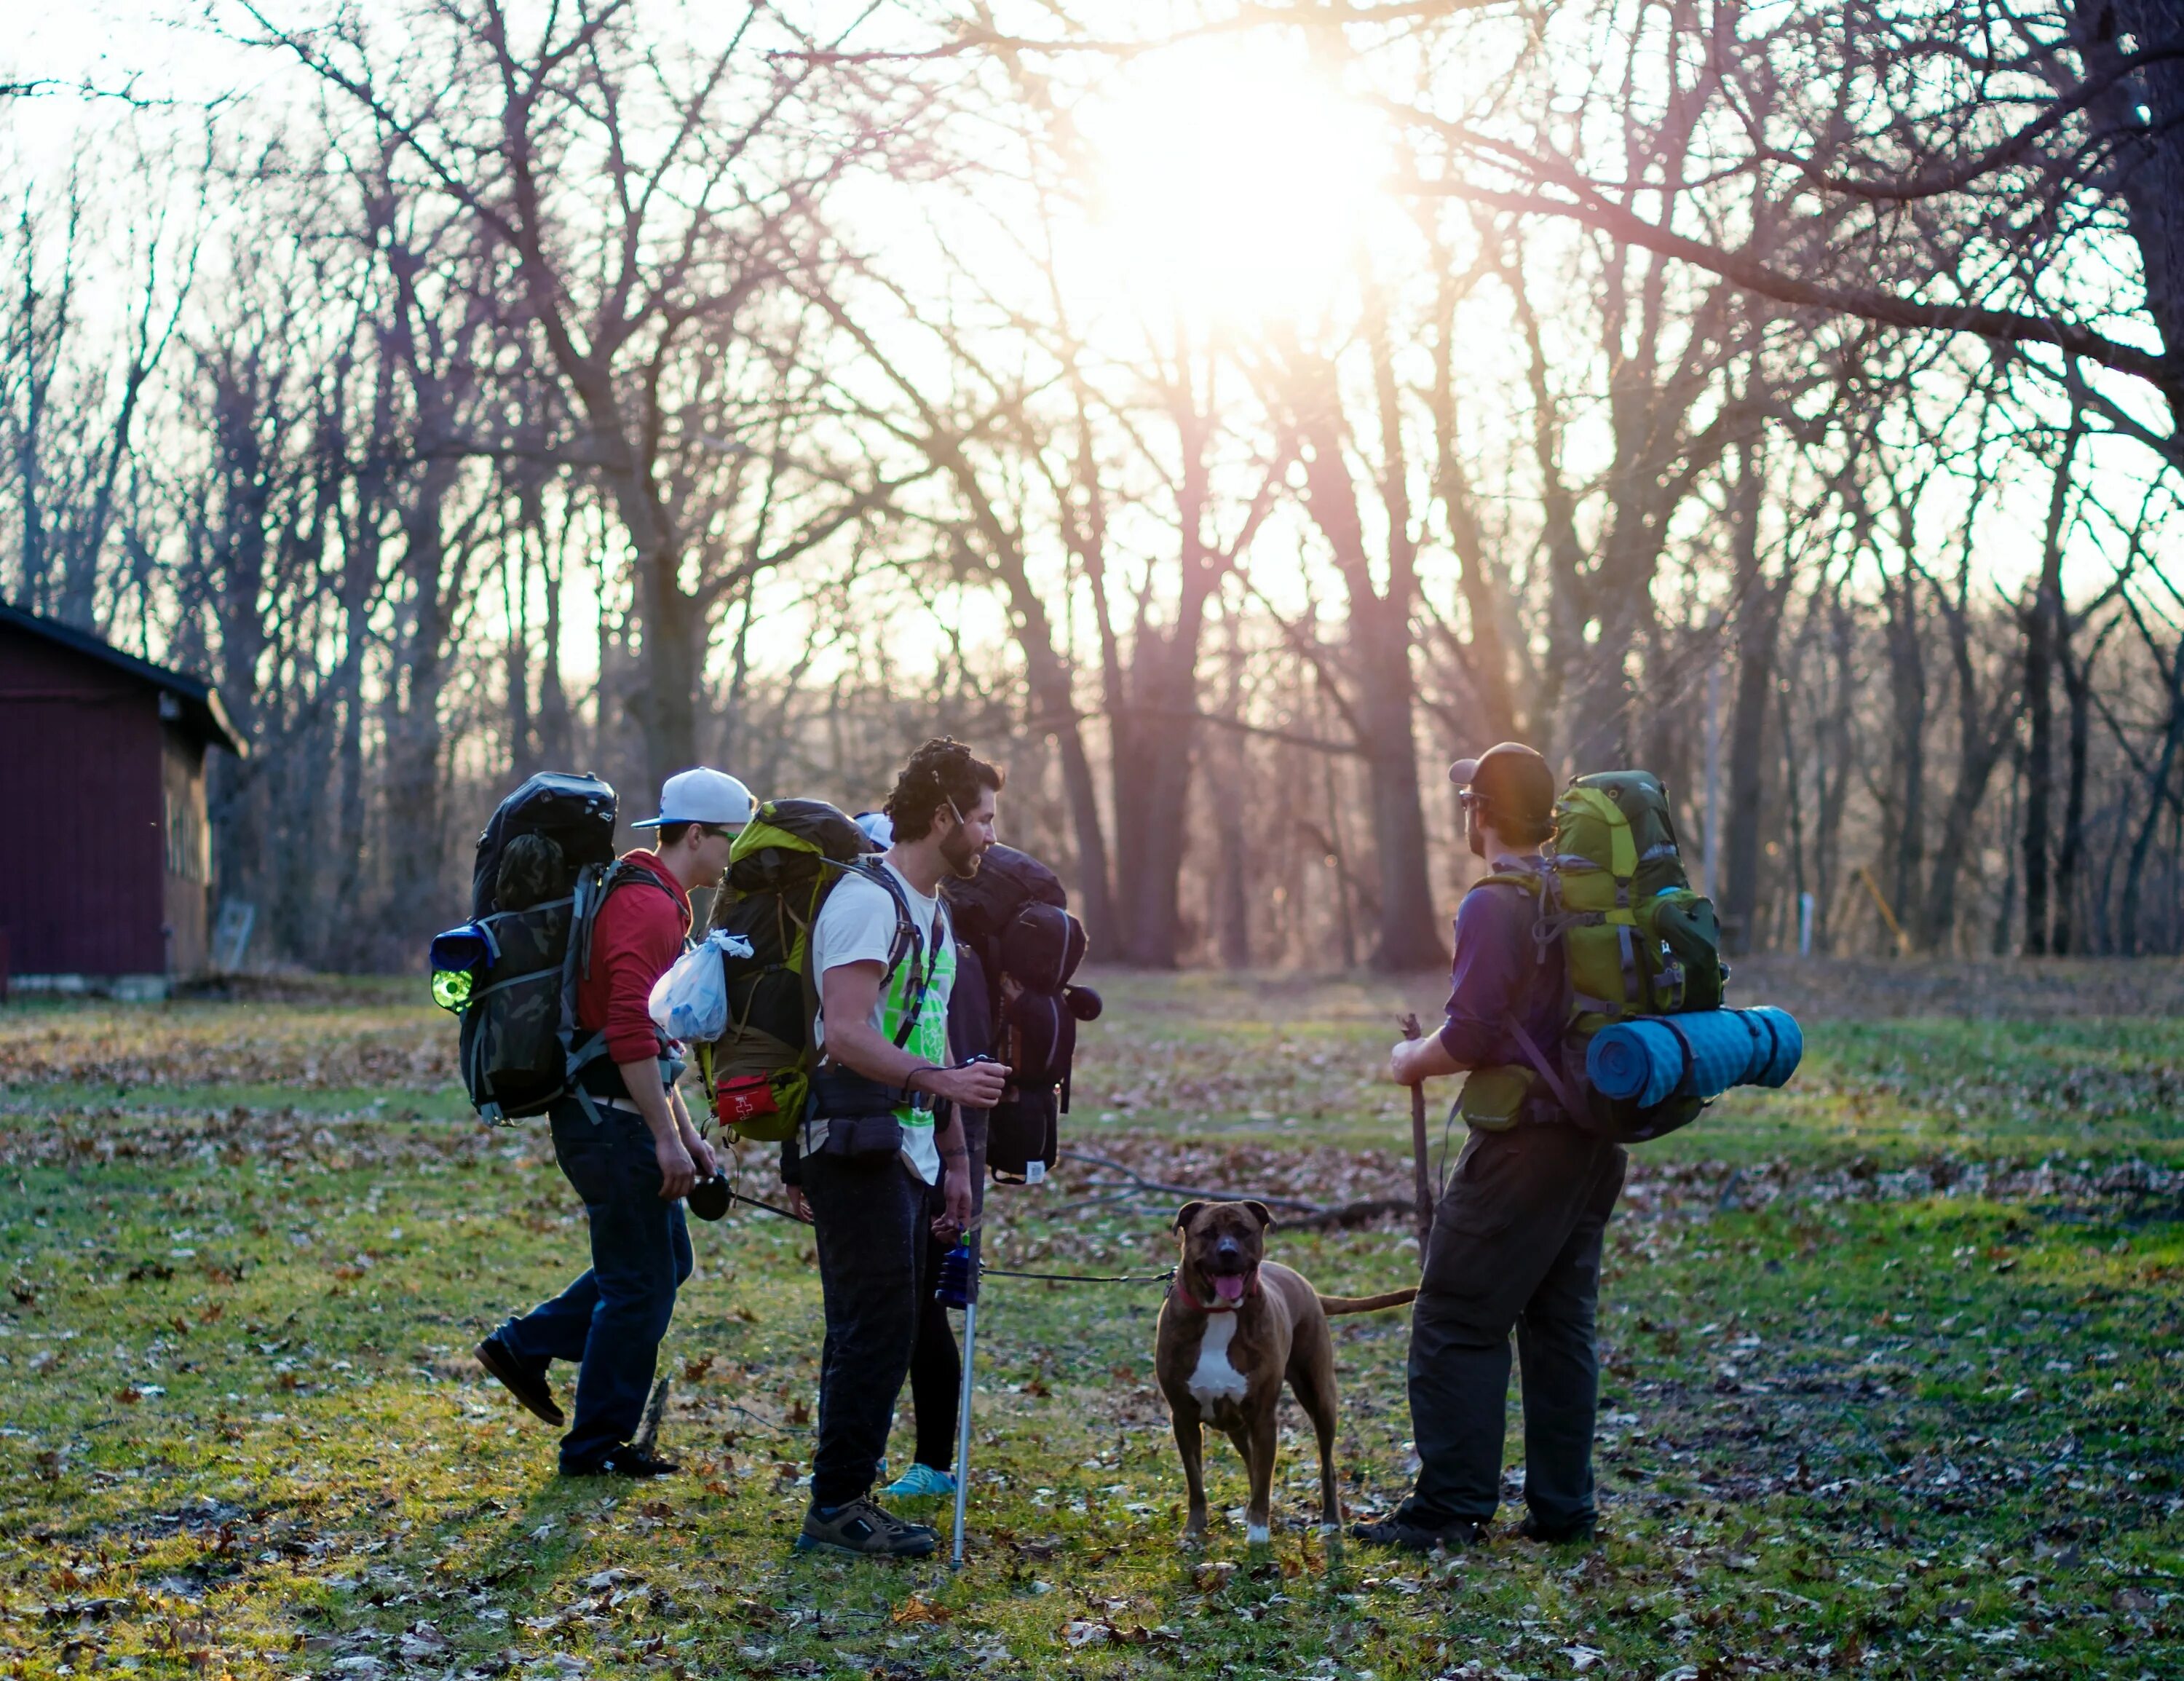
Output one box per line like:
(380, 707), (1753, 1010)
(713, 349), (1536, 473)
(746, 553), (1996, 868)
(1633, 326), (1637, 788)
(1585, 1005), (1804, 1109)
(943, 843), (1099, 1183)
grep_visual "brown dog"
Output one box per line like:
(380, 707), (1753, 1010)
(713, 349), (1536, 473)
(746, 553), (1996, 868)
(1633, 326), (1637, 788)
(1155, 1199), (1416, 1543)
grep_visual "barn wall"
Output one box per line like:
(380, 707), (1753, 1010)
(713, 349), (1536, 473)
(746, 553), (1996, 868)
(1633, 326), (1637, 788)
(0, 622), (168, 976)
(162, 727), (211, 975)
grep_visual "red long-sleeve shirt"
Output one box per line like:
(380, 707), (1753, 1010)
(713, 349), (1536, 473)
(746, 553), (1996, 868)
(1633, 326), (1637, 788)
(577, 850), (692, 1065)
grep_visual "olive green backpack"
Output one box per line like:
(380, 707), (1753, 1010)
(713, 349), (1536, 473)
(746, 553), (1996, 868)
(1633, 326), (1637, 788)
(1461, 770), (1726, 1143)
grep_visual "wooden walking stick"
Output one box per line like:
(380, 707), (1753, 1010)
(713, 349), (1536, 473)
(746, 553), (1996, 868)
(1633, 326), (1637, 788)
(1398, 1012), (1433, 1258)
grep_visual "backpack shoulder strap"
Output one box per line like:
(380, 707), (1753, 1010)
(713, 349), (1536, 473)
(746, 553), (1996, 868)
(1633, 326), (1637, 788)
(562, 861), (686, 1122)
(1469, 869), (1543, 896)
(813, 858), (938, 1051)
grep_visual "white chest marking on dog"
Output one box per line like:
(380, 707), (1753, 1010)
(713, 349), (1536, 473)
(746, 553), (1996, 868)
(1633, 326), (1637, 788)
(1187, 1313), (1249, 1407)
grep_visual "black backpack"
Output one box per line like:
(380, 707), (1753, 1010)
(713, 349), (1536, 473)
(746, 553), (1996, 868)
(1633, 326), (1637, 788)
(429, 773), (673, 1123)
(944, 844), (1099, 1182)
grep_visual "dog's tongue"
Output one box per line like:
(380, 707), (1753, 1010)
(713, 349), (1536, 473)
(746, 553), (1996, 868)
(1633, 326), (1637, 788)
(1213, 1273), (1246, 1303)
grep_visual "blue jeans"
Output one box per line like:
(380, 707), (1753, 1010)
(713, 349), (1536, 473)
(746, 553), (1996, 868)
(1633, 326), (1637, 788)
(497, 1100), (693, 1471)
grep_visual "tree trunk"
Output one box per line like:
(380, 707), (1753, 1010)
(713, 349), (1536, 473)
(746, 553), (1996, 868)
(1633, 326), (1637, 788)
(2052, 631), (2095, 952)
(1351, 594), (1446, 970)
(1107, 402), (1217, 968)
(1881, 566), (1928, 947)
(1722, 443), (1781, 954)
(1109, 621), (1203, 968)
(1430, 261), (1519, 743)
(1208, 716), (1251, 970)
(1813, 581), (1857, 952)
(2019, 424), (2075, 954)
(2086, 1), (2184, 434)
(2120, 635), (2184, 953)
(382, 450), (462, 944)
(537, 521), (573, 767)
(1286, 323), (1446, 973)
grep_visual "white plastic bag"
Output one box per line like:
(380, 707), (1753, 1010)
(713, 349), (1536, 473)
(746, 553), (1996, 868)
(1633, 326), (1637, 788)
(646, 930), (753, 1043)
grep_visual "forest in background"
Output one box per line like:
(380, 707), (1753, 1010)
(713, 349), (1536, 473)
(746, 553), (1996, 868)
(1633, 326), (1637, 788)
(6, 0), (2184, 972)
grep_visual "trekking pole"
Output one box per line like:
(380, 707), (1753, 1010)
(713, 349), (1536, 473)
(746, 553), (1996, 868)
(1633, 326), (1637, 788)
(1398, 1013), (1433, 1259)
(946, 1228), (981, 1570)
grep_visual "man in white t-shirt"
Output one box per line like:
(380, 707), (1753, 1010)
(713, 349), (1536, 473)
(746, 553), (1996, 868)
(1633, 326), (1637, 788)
(790, 739), (1010, 1559)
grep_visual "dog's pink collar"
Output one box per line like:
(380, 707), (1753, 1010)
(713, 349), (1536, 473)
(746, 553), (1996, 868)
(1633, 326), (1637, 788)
(1172, 1265), (1261, 1314)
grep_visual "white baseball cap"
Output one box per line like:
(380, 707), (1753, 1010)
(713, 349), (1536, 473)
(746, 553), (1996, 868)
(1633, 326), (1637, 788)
(630, 767), (755, 830)
(854, 811), (893, 847)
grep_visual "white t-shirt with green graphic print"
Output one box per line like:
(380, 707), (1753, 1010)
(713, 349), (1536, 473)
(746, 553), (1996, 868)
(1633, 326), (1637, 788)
(807, 859), (954, 1185)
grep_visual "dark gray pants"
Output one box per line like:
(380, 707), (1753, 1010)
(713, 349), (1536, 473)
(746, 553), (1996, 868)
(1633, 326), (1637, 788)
(1399, 1123), (1626, 1532)
(803, 1148), (930, 1509)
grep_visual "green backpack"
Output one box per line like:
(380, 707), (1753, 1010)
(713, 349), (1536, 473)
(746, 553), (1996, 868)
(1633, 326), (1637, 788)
(698, 799), (922, 1144)
(1461, 770), (1727, 1143)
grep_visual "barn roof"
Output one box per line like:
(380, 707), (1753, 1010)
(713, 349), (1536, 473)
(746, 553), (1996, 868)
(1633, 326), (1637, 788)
(0, 600), (248, 758)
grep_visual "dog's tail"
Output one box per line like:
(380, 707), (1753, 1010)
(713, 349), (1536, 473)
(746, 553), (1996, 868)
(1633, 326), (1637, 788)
(1316, 1287), (1418, 1316)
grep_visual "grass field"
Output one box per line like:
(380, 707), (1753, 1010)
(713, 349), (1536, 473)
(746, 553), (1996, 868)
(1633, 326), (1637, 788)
(4, 965), (2182, 1679)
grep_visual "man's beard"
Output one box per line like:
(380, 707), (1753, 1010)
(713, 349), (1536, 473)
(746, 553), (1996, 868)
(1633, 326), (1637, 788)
(941, 823), (984, 879)
(1465, 820), (1486, 859)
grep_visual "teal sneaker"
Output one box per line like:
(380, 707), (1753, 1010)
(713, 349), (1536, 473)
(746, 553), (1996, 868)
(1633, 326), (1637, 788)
(882, 1463), (957, 1499)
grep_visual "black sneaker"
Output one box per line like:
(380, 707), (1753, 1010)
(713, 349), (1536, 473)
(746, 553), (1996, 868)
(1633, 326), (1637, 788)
(1349, 1512), (1483, 1553)
(795, 1498), (938, 1558)
(476, 1334), (564, 1427)
(1517, 1514), (1595, 1543)
(566, 1445), (681, 1479)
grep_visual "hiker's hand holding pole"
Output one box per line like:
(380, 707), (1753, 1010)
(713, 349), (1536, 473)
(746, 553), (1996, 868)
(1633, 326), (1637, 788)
(934, 1102), (976, 1240)
(1387, 1022), (1461, 1087)
(1397, 1014), (1434, 1255)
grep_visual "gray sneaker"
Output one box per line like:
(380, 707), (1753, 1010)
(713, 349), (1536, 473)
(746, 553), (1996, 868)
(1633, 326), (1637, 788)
(795, 1497), (938, 1558)
(1350, 1512), (1483, 1553)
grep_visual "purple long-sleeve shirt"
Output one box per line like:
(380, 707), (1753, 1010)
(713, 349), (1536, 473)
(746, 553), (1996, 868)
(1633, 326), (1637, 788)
(1438, 868), (1565, 1071)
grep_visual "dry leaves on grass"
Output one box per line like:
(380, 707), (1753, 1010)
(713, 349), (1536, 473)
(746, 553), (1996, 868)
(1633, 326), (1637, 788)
(1064, 1132), (2184, 1230)
(0, 1009), (454, 1091)
(0, 1107), (532, 1171)
(1053, 1136), (1415, 1211)
(1061, 1617), (1152, 1648)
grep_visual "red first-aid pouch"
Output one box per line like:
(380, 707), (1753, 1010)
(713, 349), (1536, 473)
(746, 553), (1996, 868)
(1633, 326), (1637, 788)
(714, 1075), (779, 1126)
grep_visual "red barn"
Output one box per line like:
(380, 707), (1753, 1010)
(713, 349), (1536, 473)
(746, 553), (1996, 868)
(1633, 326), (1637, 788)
(0, 602), (247, 993)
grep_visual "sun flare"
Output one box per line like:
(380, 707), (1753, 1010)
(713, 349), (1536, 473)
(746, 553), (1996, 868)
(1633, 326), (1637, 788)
(1077, 41), (1391, 325)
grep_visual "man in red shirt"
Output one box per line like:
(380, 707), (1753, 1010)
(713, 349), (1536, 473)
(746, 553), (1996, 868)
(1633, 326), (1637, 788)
(478, 769), (750, 1476)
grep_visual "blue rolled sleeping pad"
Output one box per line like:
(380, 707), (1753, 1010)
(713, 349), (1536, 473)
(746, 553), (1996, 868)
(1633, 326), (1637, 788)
(1584, 1006), (1804, 1110)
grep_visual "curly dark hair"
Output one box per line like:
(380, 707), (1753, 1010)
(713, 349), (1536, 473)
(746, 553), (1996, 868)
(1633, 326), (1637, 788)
(883, 737), (1005, 842)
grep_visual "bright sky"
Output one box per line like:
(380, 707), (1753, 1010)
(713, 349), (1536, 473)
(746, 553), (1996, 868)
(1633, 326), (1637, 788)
(7, 0), (2169, 666)
(1069, 33), (1392, 331)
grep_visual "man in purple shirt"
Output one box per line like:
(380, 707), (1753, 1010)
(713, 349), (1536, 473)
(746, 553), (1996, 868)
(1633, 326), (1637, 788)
(1354, 743), (1627, 1554)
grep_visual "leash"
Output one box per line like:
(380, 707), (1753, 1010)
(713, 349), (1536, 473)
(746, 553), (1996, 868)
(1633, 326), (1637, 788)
(722, 1186), (812, 1223)
(979, 1265), (1176, 1286)
(711, 1184), (1170, 1287)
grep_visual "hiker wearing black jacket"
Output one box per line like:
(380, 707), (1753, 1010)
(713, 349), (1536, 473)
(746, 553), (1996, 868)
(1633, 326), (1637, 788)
(1356, 742), (1627, 1554)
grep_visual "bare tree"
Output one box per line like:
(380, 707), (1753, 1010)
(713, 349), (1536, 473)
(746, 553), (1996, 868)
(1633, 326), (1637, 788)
(248, 0), (909, 790)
